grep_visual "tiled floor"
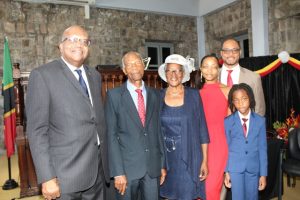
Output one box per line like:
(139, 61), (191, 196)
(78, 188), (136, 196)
(0, 154), (41, 200)
(0, 154), (300, 200)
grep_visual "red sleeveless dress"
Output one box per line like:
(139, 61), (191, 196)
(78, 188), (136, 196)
(200, 83), (228, 200)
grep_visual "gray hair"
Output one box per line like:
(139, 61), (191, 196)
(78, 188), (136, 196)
(121, 51), (144, 69)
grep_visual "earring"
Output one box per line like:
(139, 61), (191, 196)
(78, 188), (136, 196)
(200, 72), (203, 82)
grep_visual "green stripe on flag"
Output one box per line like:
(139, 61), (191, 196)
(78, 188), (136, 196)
(3, 37), (14, 88)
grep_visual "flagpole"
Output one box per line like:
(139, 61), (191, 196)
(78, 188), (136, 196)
(2, 157), (18, 190)
(2, 36), (18, 190)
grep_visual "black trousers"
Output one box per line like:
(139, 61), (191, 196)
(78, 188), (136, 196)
(115, 173), (159, 200)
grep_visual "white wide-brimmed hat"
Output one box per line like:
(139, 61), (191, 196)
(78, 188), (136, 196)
(158, 54), (195, 83)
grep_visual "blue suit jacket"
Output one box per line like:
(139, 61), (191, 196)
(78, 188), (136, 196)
(224, 111), (267, 176)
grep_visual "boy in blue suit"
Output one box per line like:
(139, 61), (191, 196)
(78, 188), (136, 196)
(224, 83), (267, 200)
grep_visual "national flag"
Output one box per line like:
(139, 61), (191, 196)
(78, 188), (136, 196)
(2, 37), (16, 158)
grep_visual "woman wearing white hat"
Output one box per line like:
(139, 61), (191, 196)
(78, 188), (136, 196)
(159, 54), (209, 200)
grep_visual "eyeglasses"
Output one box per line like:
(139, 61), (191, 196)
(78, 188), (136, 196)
(62, 36), (91, 47)
(221, 48), (240, 54)
(124, 60), (144, 68)
(232, 97), (249, 104)
(165, 69), (183, 76)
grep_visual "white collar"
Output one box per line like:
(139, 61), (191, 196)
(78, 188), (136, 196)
(222, 64), (240, 71)
(61, 56), (84, 71)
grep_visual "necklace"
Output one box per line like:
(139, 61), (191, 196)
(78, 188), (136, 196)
(167, 86), (184, 96)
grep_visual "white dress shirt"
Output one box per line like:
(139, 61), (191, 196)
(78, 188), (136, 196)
(61, 57), (100, 145)
(126, 80), (147, 111)
(61, 57), (93, 105)
(220, 64), (241, 85)
(238, 110), (251, 137)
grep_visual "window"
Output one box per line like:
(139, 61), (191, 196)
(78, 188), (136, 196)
(235, 34), (249, 58)
(145, 42), (174, 69)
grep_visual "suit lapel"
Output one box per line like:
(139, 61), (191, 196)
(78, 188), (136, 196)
(59, 59), (91, 105)
(238, 67), (246, 83)
(247, 112), (256, 139)
(84, 66), (96, 104)
(145, 87), (155, 128)
(121, 84), (144, 130)
(233, 112), (245, 138)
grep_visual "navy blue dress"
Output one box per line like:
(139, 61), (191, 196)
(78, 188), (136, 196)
(160, 102), (205, 200)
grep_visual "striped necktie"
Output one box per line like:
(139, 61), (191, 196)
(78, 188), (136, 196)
(75, 69), (89, 97)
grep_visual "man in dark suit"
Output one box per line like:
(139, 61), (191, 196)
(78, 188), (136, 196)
(220, 38), (266, 116)
(26, 25), (109, 200)
(105, 51), (166, 200)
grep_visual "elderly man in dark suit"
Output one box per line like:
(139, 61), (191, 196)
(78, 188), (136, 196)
(105, 51), (166, 200)
(220, 38), (266, 116)
(26, 25), (109, 200)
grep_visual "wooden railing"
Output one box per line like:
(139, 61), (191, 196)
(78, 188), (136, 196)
(96, 67), (168, 98)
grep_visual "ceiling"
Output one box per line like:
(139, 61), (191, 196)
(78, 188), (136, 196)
(94, 0), (237, 16)
(15, 0), (238, 17)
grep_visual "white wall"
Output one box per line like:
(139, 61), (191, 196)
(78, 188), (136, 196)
(95, 0), (238, 16)
(198, 0), (237, 16)
(95, 0), (200, 16)
(251, 0), (269, 56)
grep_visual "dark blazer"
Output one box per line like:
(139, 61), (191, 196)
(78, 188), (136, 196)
(105, 83), (165, 181)
(26, 59), (109, 194)
(224, 111), (268, 176)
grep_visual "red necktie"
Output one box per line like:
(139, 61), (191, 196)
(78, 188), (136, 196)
(135, 89), (146, 126)
(242, 118), (248, 137)
(227, 70), (233, 87)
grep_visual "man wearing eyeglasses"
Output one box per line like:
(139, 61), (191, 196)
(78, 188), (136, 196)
(105, 51), (166, 200)
(220, 38), (265, 116)
(26, 25), (109, 200)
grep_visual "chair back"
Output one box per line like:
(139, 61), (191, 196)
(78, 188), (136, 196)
(288, 128), (300, 160)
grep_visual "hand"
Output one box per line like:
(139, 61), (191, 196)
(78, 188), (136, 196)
(199, 162), (208, 181)
(160, 168), (167, 185)
(224, 172), (231, 188)
(258, 176), (267, 191)
(114, 175), (127, 195)
(42, 178), (60, 200)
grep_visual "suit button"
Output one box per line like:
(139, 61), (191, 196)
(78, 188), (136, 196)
(245, 151), (248, 154)
(145, 149), (149, 152)
(94, 142), (98, 146)
(144, 132), (147, 136)
(245, 141), (248, 144)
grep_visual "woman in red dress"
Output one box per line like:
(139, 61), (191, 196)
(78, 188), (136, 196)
(195, 55), (230, 200)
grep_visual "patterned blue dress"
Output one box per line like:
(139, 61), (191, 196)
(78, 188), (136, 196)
(160, 102), (205, 200)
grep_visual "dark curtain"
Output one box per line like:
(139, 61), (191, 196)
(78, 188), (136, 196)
(239, 53), (300, 129)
